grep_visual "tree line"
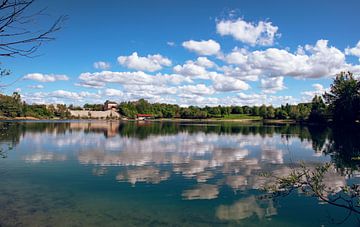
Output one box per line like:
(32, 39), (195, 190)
(117, 98), (313, 120)
(118, 71), (360, 125)
(0, 92), (70, 119)
(0, 94), (312, 121)
(0, 72), (359, 124)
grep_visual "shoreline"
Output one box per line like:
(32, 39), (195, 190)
(0, 117), (297, 124)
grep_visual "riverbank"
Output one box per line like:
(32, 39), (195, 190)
(148, 118), (297, 124)
(0, 116), (40, 120)
(0, 117), (298, 124)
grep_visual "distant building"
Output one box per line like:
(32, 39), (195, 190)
(104, 100), (117, 110)
(69, 109), (120, 119)
(136, 114), (153, 120)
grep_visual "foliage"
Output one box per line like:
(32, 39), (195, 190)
(1, 71), (359, 122)
(116, 99), (313, 120)
(0, 92), (23, 117)
(263, 162), (360, 217)
(68, 104), (83, 110)
(83, 103), (104, 111)
(324, 71), (360, 124)
(0, 0), (66, 57)
(308, 95), (328, 124)
(324, 125), (360, 171)
(0, 92), (70, 119)
(222, 114), (261, 120)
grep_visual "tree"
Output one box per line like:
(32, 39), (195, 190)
(259, 105), (267, 118)
(135, 99), (152, 114)
(288, 106), (300, 120)
(55, 104), (70, 119)
(308, 95), (327, 124)
(264, 163), (360, 218)
(231, 106), (243, 114)
(298, 103), (311, 121)
(220, 106), (231, 116)
(0, 0), (66, 58)
(275, 109), (288, 119)
(0, 0), (66, 87)
(83, 103), (103, 111)
(266, 106), (275, 119)
(0, 92), (22, 117)
(207, 106), (221, 117)
(118, 101), (137, 118)
(323, 72), (360, 124)
(251, 106), (259, 116)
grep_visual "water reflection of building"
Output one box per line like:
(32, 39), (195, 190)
(69, 121), (119, 137)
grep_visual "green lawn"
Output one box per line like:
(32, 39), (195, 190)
(213, 114), (262, 120)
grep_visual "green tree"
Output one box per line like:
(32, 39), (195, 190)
(266, 106), (275, 119)
(55, 104), (70, 119)
(135, 99), (152, 114)
(220, 106), (231, 117)
(323, 72), (360, 124)
(308, 95), (327, 124)
(252, 106), (260, 116)
(231, 106), (243, 114)
(259, 105), (267, 118)
(275, 109), (288, 119)
(288, 106), (300, 120)
(208, 106), (221, 117)
(298, 103), (311, 121)
(0, 92), (23, 117)
(118, 101), (138, 118)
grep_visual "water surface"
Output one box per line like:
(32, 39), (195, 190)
(0, 121), (359, 226)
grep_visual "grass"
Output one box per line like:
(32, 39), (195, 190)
(212, 114), (262, 120)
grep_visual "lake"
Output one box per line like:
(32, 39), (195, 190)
(0, 120), (359, 226)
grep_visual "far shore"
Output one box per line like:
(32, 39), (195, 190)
(0, 116), (298, 124)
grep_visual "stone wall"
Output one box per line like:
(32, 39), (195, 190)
(69, 109), (121, 119)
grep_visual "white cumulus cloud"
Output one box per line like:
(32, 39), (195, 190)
(345, 41), (360, 60)
(195, 57), (216, 68)
(117, 52), (172, 72)
(28, 84), (44, 89)
(105, 88), (124, 97)
(222, 40), (348, 79)
(179, 84), (215, 95)
(211, 74), (250, 92)
(79, 71), (192, 86)
(182, 39), (221, 55)
(260, 76), (286, 94)
(93, 61), (111, 70)
(24, 73), (69, 82)
(216, 18), (279, 46)
(301, 83), (328, 102)
(173, 61), (209, 79)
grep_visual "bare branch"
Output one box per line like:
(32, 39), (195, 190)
(0, 0), (66, 57)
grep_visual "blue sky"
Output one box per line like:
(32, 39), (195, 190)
(1, 0), (360, 106)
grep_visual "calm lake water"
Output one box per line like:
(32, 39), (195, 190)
(0, 120), (359, 226)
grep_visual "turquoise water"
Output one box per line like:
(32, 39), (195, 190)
(0, 121), (359, 226)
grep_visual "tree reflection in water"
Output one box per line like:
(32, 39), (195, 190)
(0, 120), (359, 225)
(264, 125), (360, 224)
